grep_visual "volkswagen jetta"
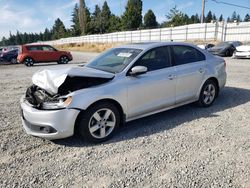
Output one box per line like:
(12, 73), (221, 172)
(20, 42), (227, 142)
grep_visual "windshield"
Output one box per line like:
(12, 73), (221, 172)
(216, 42), (229, 47)
(86, 48), (142, 73)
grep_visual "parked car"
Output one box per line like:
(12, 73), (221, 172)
(233, 42), (250, 59)
(17, 44), (73, 66)
(20, 42), (227, 142)
(0, 49), (19, 63)
(208, 41), (242, 57)
(197, 43), (214, 50)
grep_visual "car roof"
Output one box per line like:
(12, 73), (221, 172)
(117, 42), (198, 50)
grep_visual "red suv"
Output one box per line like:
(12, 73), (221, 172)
(17, 44), (73, 66)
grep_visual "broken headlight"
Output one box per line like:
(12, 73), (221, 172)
(41, 96), (72, 110)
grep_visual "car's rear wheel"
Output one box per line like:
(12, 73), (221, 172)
(77, 102), (120, 143)
(58, 56), (69, 64)
(198, 80), (218, 107)
(10, 58), (17, 64)
(24, 57), (34, 67)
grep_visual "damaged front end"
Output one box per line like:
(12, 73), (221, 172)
(25, 76), (113, 110)
(25, 85), (72, 110)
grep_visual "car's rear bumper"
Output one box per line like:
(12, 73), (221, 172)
(20, 96), (80, 140)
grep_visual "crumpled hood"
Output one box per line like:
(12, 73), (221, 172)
(236, 45), (250, 52)
(32, 66), (114, 94)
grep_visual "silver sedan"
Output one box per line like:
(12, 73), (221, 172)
(20, 42), (227, 142)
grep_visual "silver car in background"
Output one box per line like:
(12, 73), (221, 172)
(20, 42), (227, 142)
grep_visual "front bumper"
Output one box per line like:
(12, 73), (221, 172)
(234, 51), (250, 59)
(20, 96), (80, 140)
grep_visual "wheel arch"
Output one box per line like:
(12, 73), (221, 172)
(199, 77), (219, 98)
(74, 98), (126, 134)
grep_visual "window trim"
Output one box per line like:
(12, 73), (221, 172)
(126, 46), (173, 76)
(170, 45), (206, 67)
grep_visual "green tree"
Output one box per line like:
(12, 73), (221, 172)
(122, 0), (143, 30)
(89, 5), (102, 34)
(43, 28), (52, 41)
(101, 1), (112, 33)
(163, 6), (188, 27)
(236, 14), (241, 22)
(108, 15), (122, 32)
(212, 13), (217, 21)
(219, 14), (223, 22)
(190, 14), (200, 23)
(231, 11), (237, 22)
(205, 11), (213, 23)
(144, 9), (158, 28)
(52, 18), (67, 39)
(71, 4), (81, 36)
(244, 14), (250, 22)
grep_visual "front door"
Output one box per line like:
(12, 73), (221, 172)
(126, 46), (176, 119)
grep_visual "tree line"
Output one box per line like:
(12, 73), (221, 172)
(1, 0), (250, 46)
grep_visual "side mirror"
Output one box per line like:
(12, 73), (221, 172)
(130, 66), (147, 76)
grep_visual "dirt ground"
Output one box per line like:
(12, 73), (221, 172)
(0, 53), (249, 187)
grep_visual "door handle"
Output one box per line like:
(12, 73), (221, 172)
(168, 75), (174, 80)
(199, 68), (204, 73)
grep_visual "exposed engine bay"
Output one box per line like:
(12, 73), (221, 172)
(25, 76), (113, 108)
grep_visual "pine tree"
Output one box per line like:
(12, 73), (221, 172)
(244, 14), (250, 22)
(108, 15), (122, 32)
(101, 1), (111, 33)
(144, 9), (158, 29)
(205, 11), (213, 23)
(122, 0), (143, 30)
(231, 11), (237, 22)
(212, 13), (217, 21)
(52, 18), (67, 39)
(163, 6), (188, 27)
(71, 4), (81, 36)
(236, 14), (241, 22)
(219, 14), (223, 22)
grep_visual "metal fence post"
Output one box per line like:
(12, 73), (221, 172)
(160, 28), (162, 42)
(221, 21), (224, 42)
(224, 23), (227, 42)
(186, 26), (188, 41)
(204, 23), (207, 41)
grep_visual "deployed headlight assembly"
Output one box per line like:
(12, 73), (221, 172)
(42, 96), (72, 110)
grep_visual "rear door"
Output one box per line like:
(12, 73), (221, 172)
(26, 46), (43, 62)
(171, 45), (206, 103)
(126, 46), (176, 119)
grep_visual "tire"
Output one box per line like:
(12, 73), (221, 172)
(58, 56), (69, 64)
(197, 80), (218, 107)
(24, 57), (34, 67)
(10, 58), (17, 64)
(77, 102), (120, 143)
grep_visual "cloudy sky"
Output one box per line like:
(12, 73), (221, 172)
(0, 0), (249, 39)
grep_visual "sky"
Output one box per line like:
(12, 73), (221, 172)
(0, 0), (249, 39)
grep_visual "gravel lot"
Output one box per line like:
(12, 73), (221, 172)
(0, 52), (250, 187)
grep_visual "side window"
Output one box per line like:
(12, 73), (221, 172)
(172, 45), (205, 66)
(27, 46), (41, 51)
(42, 46), (54, 51)
(134, 46), (171, 72)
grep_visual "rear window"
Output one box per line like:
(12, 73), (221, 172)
(172, 45), (206, 66)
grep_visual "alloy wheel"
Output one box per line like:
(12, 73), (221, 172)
(203, 84), (216, 105)
(88, 108), (116, 139)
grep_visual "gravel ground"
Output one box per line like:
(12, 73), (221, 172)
(0, 53), (250, 187)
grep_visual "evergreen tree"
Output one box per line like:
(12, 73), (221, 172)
(89, 5), (102, 34)
(231, 11), (237, 22)
(52, 18), (67, 39)
(122, 0), (143, 30)
(244, 14), (250, 22)
(236, 14), (241, 22)
(205, 11), (213, 23)
(71, 4), (81, 36)
(101, 1), (112, 33)
(219, 14), (223, 22)
(163, 6), (188, 27)
(144, 9), (158, 28)
(108, 15), (122, 32)
(190, 14), (200, 23)
(212, 13), (217, 21)
(227, 17), (231, 22)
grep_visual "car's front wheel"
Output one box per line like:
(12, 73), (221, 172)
(58, 56), (69, 64)
(198, 80), (218, 107)
(24, 57), (34, 67)
(78, 102), (120, 143)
